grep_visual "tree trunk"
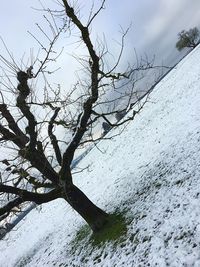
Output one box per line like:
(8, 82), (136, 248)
(64, 184), (109, 232)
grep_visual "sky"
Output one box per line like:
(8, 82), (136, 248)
(0, 0), (200, 89)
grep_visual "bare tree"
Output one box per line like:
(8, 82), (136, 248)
(0, 0), (153, 233)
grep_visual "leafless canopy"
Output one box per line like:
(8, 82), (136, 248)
(0, 0), (157, 230)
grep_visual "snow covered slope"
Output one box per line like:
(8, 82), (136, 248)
(1, 46), (200, 267)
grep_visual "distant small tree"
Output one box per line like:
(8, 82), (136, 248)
(176, 27), (200, 51)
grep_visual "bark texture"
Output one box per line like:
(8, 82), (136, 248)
(64, 185), (109, 232)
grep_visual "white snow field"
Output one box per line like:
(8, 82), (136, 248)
(1, 45), (200, 267)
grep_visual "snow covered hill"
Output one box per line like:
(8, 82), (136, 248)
(1, 45), (200, 267)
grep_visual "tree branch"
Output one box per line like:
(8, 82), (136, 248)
(0, 197), (23, 222)
(16, 71), (37, 150)
(19, 146), (59, 185)
(48, 107), (62, 165)
(60, 1), (101, 179)
(0, 184), (61, 204)
(87, 0), (106, 27)
(0, 123), (25, 148)
(0, 104), (29, 146)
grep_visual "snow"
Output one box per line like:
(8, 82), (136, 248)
(1, 45), (200, 266)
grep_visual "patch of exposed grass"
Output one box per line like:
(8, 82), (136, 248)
(92, 213), (127, 245)
(73, 224), (91, 245)
(70, 211), (128, 252)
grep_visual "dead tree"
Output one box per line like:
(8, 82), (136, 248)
(0, 0), (153, 233)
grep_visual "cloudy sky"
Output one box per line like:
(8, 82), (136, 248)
(0, 0), (200, 86)
(96, 0), (200, 65)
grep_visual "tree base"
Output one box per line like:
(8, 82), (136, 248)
(64, 184), (109, 233)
